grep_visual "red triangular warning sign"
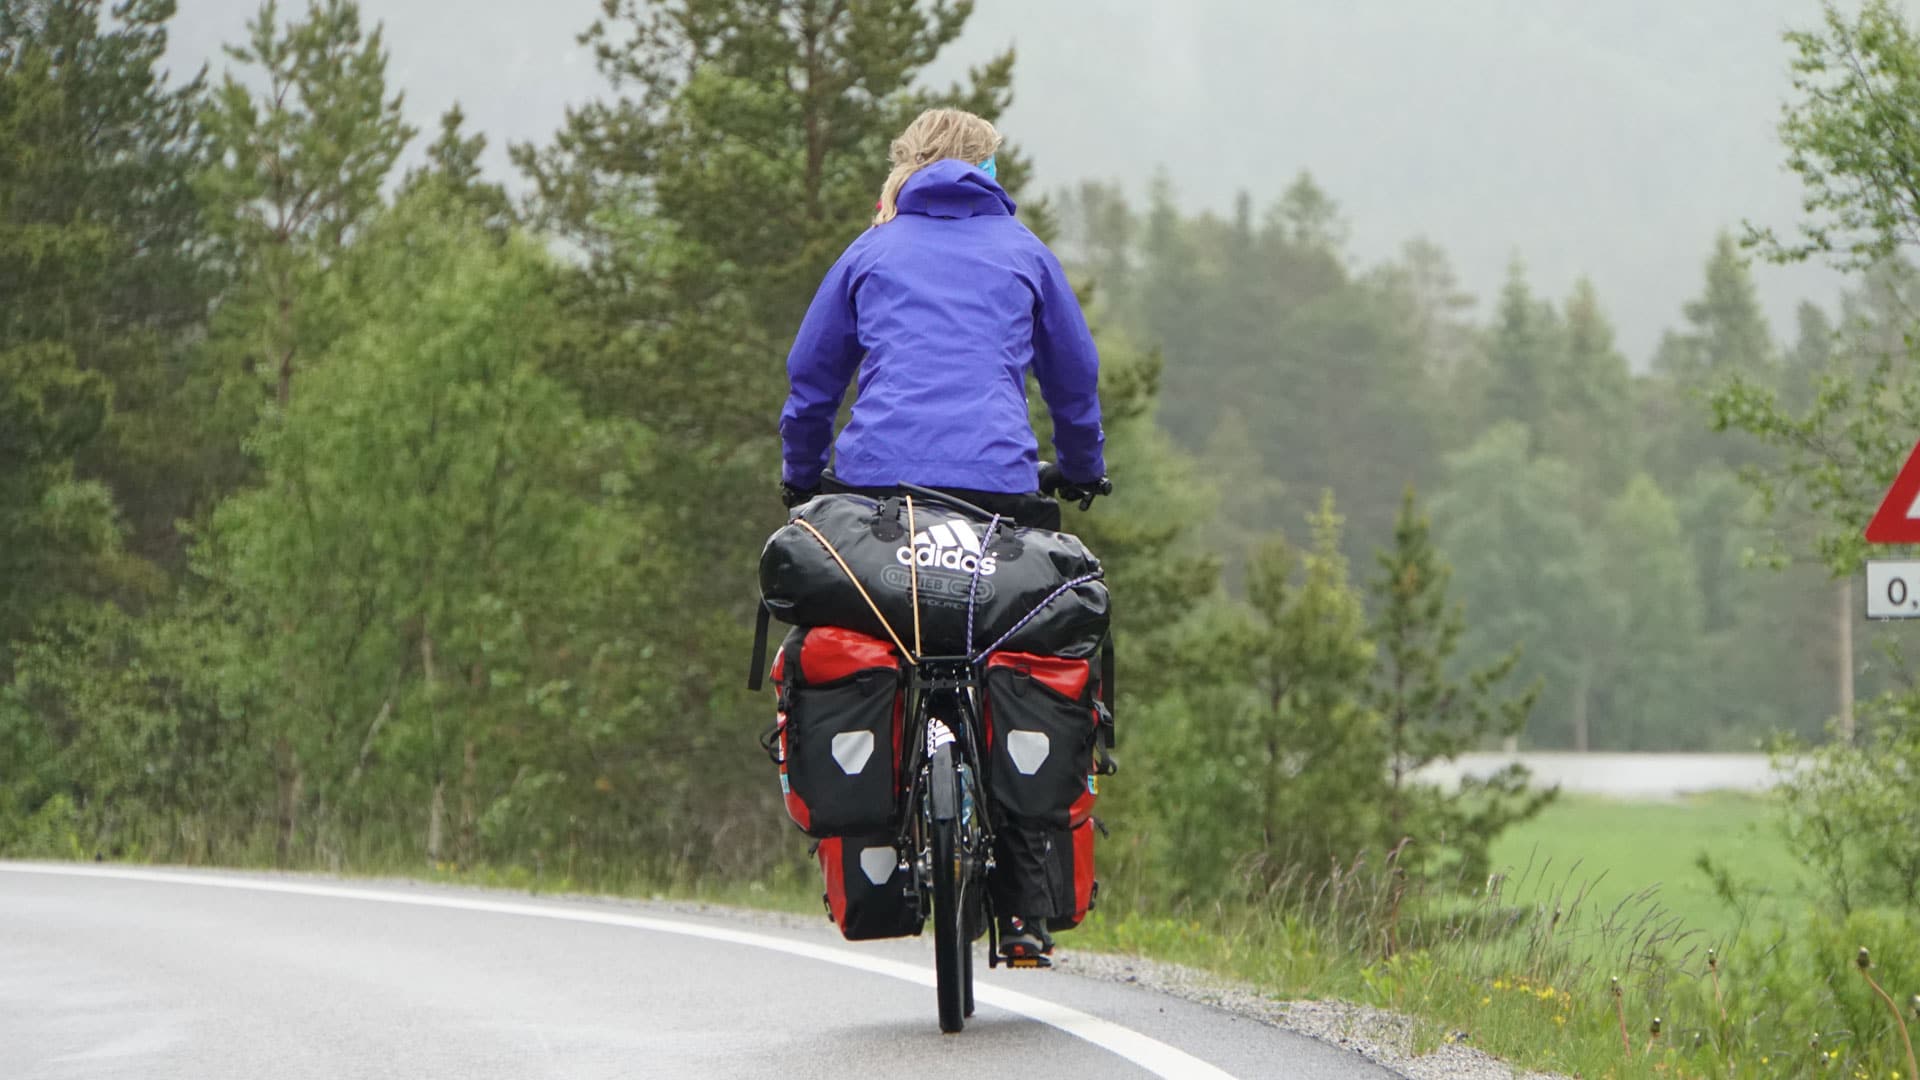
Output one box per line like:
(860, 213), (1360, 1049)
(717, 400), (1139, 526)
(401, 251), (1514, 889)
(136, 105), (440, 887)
(1866, 440), (1920, 543)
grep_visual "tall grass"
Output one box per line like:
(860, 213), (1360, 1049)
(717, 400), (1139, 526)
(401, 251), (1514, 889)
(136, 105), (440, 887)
(1079, 845), (1920, 1079)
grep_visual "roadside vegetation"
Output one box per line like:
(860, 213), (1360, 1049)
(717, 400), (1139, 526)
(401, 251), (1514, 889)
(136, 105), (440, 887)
(8, 0), (1920, 1077)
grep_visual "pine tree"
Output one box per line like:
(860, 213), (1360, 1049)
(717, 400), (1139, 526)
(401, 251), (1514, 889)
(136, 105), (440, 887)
(1369, 488), (1545, 879)
(1836, 259), (1917, 376)
(0, 346), (117, 673)
(1781, 301), (1836, 412)
(1106, 493), (1379, 903)
(0, 1), (228, 847)
(1242, 494), (1381, 879)
(1135, 171), (1212, 443)
(1270, 171), (1348, 254)
(1654, 231), (1777, 398)
(400, 105), (513, 231)
(1055, 180), (1130, 297)
(1480, 258), (1564, 453)
(0, 0), (212, 575)
(1649, 233), (1777, 481)
(1254, 175), (1348, 307)
(1371, 236), (1478, 385)
(1199, 406), (1286, 590)
(1556, 278), (1636, 501)
(198, 0), (414, 411)
(514, 0), (1017, 336)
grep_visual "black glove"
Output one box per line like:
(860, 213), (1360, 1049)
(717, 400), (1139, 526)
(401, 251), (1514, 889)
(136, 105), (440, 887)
(1059, 476), (1114, 508)
(1038, 463), (1113, 509)
(780, 482), (819, 509)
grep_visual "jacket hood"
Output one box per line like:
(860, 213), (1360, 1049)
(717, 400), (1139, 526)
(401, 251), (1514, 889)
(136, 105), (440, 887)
(896, 159), (1018, 220)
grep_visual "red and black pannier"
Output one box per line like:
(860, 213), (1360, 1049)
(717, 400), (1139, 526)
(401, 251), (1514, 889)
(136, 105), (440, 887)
(981, 650), (1113, 931)
(817, 833), (921, 940)
(1044, 817), (1099, 932)
(983, 652), (1104, 828)
(768, 626), (904, 839)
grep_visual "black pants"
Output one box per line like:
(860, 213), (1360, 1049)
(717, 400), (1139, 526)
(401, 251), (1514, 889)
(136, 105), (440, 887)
(822, 470), (1068, 928)
(819, 472), (1063, 532)
(984, 825), (1063, 927)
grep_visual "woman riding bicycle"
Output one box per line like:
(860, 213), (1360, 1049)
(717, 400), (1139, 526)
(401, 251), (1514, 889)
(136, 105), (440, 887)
(778, 107), (1109, 961)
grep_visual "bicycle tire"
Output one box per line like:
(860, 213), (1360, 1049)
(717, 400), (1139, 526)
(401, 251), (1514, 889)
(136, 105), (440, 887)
(930, 742), (969, 1033)
(962, 889), (976, 1018)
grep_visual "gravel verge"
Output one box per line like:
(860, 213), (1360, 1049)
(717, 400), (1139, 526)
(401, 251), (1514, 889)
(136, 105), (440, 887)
(1051, 948), (1572, 1080)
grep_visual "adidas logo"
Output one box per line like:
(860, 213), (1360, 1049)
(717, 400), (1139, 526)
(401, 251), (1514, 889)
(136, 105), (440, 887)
(895, 520), (998, 576)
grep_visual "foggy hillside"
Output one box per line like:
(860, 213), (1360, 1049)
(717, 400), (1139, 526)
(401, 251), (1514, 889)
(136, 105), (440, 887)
(940, 0), (1848, 364)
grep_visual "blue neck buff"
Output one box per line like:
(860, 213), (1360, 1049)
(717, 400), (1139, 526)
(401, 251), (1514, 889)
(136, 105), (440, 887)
(979, 155), (998, 181)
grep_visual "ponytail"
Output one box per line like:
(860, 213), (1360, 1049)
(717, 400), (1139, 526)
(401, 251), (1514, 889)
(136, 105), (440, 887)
(873, 108), (1003, 227)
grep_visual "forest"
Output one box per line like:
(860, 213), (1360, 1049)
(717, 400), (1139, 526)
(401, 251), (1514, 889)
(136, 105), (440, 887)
(0, 0), (1910, 910)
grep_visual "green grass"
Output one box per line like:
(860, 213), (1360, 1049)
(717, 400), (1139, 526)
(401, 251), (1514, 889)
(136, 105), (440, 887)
(1488, 791), (1808, 940)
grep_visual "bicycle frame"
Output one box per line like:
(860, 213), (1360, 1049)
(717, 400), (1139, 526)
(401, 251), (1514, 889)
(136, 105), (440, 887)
(890, 651), (1021, 1025)
(894, 655), (995, 887)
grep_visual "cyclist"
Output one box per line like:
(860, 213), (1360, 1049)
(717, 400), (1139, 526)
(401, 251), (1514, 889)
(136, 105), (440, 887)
(778, 106), (1109, 961)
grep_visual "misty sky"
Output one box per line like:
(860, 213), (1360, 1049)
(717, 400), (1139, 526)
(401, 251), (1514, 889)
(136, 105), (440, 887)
(163, 0), (1861, 365)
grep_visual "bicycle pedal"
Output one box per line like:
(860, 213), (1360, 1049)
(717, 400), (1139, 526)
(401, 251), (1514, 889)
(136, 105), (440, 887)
(1004, 954), (1052, 970)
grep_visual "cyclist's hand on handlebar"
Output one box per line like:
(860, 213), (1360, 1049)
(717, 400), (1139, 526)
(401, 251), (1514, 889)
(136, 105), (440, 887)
(780, 481), (819, 509)
(1038, 462), (1113, 510)
(1061, 476), (1114, 510)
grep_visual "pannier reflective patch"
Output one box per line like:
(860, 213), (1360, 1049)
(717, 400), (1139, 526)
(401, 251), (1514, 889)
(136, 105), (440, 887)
(859, 846), (897, 886)
(831, 731), (875, 774)
(1008, 730), (1052, 776)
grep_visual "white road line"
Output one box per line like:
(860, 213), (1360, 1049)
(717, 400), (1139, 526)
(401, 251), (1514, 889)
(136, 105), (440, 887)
(0, 862), (1239, 1080)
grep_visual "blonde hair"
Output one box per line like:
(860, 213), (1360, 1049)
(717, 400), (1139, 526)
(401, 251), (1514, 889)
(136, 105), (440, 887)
(873, 108), (1003, 226)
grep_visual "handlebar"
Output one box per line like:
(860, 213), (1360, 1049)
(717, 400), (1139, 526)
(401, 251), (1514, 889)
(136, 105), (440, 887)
(1038, 462), (1113, 511)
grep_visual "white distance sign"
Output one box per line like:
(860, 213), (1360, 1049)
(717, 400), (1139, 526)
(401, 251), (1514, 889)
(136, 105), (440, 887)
(1866, 560), (1920, 619)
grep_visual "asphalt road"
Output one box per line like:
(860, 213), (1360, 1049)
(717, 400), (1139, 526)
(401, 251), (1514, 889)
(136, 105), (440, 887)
(0, 863), (1397, 1080)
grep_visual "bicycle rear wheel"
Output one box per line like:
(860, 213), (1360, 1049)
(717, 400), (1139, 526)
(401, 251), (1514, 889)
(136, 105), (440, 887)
(930, 742), (970, 1033)
(962, 886), (976, 1018)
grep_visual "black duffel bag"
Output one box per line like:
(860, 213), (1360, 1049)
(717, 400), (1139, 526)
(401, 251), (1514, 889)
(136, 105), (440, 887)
(759, 492), (1109, 659)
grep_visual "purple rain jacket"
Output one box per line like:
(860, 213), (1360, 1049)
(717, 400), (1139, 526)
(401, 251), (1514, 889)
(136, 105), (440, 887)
(779, 159), (1107, 494)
